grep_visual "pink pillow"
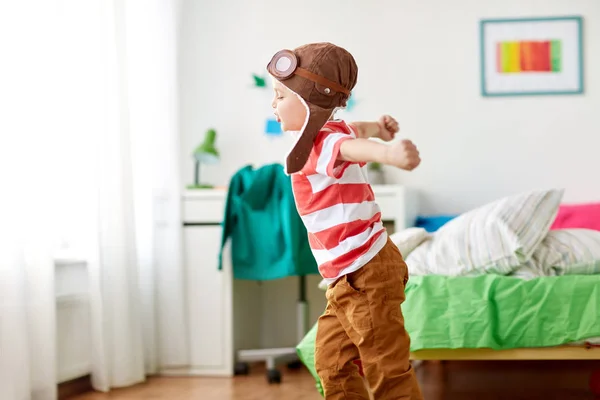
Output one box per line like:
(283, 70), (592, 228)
(551, 202), (600, 231)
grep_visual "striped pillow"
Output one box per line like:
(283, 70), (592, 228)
(406, 189), (564, 276)
(510, 259), (558, 280)
(534, 229), (600, 275)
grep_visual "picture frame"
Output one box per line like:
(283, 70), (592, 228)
(480, 16), (584, 97)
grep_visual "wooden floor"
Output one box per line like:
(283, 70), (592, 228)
(67, 360), (600, 400)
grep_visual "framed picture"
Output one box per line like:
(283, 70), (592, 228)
(480, 16), (584, 97)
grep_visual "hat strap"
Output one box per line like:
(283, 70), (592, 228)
(294, 67), (351, 96)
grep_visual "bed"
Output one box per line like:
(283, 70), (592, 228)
(295, 188), (600, 396)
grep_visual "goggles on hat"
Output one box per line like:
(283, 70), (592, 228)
(267, 49), (351, 96)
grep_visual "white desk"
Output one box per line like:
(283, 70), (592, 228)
(159, 184), (417, 377)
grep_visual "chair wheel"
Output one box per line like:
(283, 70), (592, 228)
(267, 368), (281, 384)
(287, 360), (303, 370)
(234, 362), (249, 376)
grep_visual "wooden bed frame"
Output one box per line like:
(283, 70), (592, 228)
(407, 344), (600, 394)
(353, 345), (600, 398)
(410, 343), (600, 361)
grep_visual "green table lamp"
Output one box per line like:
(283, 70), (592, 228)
(188, 128), (219, 189)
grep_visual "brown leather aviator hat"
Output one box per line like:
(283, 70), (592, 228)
(267, 42), (358, 174)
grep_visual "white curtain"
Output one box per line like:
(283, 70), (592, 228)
(0, 0), (185, 398)
(0, 237), (57, 400)
(1, 2), (61, 399)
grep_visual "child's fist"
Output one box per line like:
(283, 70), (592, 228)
(386, 139), (421, 171)
(378, 115), (399, 142)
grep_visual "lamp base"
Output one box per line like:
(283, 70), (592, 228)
(186, 183), (214, 189)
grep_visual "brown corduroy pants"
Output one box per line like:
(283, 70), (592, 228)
(315, 239), (424, 399)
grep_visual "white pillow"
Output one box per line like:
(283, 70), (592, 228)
(535, 229), (600, 275)
(406, 189), (564, 276)
(389, 228), (429, 258)
(404, 237), (433, 275)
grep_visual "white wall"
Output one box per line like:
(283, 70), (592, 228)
(179, 0), (600, 348)
(180, 0), (600, 215)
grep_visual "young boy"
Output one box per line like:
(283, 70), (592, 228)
(267, 42), (424, 399)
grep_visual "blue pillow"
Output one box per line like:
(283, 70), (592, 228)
(415, 215), (457, 232)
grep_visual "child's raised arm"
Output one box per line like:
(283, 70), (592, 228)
(348, 115), (399, 141)
(342, 115), (420, 171)
(339, 138), (421, 171)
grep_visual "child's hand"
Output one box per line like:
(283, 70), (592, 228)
(385, 139), (421, 171)
(378, 115), (399, 142)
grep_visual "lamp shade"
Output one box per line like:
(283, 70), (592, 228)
(193, 128), (219, 164)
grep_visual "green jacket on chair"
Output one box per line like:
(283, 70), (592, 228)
(218, 163), (318, 280)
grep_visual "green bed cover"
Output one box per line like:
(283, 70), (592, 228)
(296, 275), (600, 395)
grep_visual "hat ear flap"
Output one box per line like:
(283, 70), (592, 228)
(285, 103), (334, 174)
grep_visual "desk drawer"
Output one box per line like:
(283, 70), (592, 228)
(183, 198), (225, 224)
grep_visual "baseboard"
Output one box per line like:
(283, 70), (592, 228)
(57, 375), (93, 400)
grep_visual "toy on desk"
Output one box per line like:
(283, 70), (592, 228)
(187, 128), (219, 189)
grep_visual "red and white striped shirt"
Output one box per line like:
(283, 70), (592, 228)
(291, 120), (388, 285)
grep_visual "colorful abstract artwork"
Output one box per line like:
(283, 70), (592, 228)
(480, 17), (583, 96)
(496, 40), (562, 73)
